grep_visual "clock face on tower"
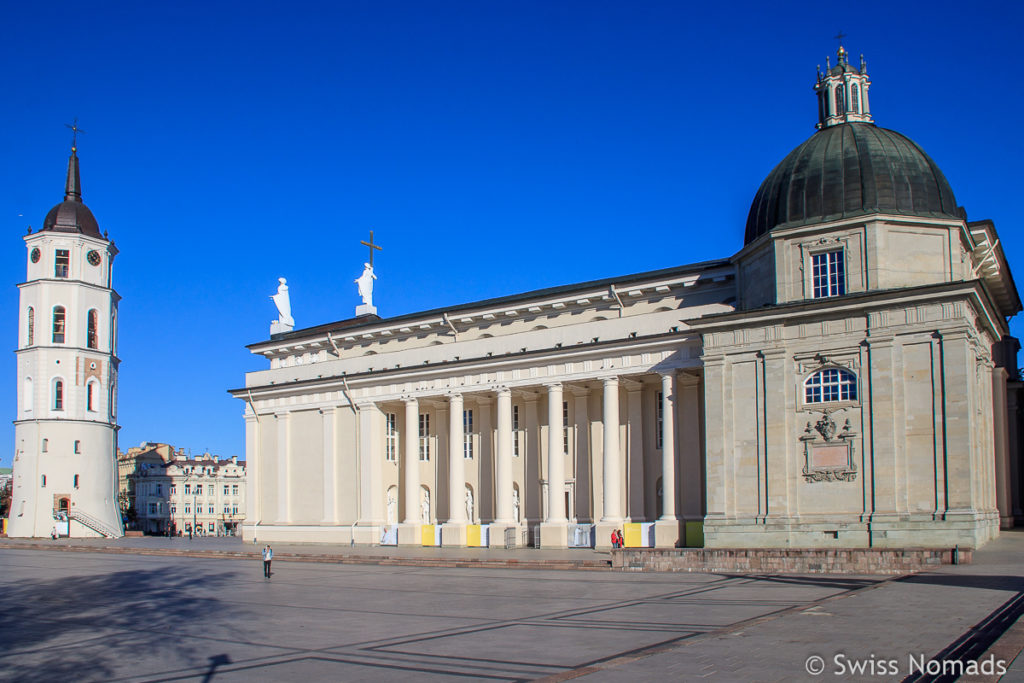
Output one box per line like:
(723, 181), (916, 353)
(30, 248), (40, 263)
(87, 250), (102, 266)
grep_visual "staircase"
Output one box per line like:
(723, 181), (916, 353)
(68, 509), (121, 538)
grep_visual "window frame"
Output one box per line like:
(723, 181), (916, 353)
(52, 306), (66, 344)
(803, 367), (858, 405)
(463, 409), (474, 459)
(385, 412), (398, 462)
(811, 249), (846, 299)
(54, 249), (70, 278)
(418, 413), (430, 462)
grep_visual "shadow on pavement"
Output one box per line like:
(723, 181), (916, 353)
(898, 573), (1024, 593)
(0, 565), (241, 683)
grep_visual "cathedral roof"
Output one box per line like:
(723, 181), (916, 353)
(41, 148), (103, 239)
(744, 47), (961, 245)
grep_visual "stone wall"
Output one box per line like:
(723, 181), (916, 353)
(612, 546), (971, 574)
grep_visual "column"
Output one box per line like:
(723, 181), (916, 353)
(401, 397), (420, 525)
(654, 372), (681, 548)
(321, 407), (337, 524)
(448, 393), (467, 523)
(276, 411), (290, 523)
(602, 377), (622, 522)
(243, 414), (260, 540)
(494, 387), (515, 524)
(571, 388), (591, 522)
(545, 383), (566, 522)
(659, 373), (677, 520)
(357, 403), (385, 529)
(626, 381), (644, 520)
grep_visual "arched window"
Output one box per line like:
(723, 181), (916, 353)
(851, 84), (860, 114)
(41, 438), (48, 452)
(23, 377), (33, 412)
(53, 379), (64, 411)
(87, 381), (96, 412)
(804, 368), (857, 404)
(52, 306), (66, 344)
(87, 309), (98, 349)
(834, 84), (845, 114)
(27, 307), (34, 345)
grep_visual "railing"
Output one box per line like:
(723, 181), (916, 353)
(68, 509), (121, 538)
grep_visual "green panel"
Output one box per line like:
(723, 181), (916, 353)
(684, 521), (704, 548)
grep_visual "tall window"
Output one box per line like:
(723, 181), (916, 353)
(385, 413), (398, 462)
(184, 484), (191, 495)
(851, 84), (860, 113)
(804, 368), (858, 403)
(87, 309), (98, 349)
(513, 405), (520, 457)
(656, 391), (664, 449)
(74, 474), (80, 488)
(86, 382), (95, 412)
(196, 485), (203, 495)
(41, 438), (48, 453)
(27, 307), (34, 345)
(812, 250), (846, 298)
(834, 84), (845, 115)
(74, 440), (81, 453)
(53, 379), (64, 410)
(54, 249), (69, 278)
(463, 409), (474, 459)
(419, 413), (430, 461)
(224, 485), (230, 495)
(52, 306), (66, 343)
(232, 484), (238, 495)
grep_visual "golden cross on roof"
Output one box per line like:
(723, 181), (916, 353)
(361, 230), (383, 267)
(65, 118), (85, 152)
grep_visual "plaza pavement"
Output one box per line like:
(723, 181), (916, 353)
(1, 532), (1024, 681)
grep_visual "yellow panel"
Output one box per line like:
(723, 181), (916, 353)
(421, 524), (435, 546)
(467, 524), (481, 547)
(623, 523), (642, 547)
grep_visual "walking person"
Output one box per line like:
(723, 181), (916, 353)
(262, 545), (273, 578)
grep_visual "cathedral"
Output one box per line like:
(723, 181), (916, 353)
(232, 47), (1021, 550)
(8, 135), (123, 539)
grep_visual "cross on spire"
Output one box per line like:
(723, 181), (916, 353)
(361, 230), (383, 267)
(834, 30), (847, 46)
(65, 118), (85, 152)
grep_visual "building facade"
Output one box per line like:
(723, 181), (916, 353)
(232, 49), (1021, 550)
(8, 143), (122, 539)
(122, 444), (246, 536)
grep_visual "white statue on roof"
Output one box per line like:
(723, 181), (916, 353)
(270, 277), (294, 334)
(355, 263), (378, 316)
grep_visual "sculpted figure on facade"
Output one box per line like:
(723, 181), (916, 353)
(270, 277), (294, 327)
(420, 488), (430, 523)
(355, 263), (377, 306)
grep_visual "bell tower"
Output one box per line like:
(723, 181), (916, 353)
(815, 45), (873, 129)
(7, 135), (123, 538)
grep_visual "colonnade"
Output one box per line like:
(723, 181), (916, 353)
(389, 372), (680, 547)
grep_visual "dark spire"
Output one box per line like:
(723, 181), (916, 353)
(64, 149), (81, 202)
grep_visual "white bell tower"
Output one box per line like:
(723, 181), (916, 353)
(8, 137), (123, 538)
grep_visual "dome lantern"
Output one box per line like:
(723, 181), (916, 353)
(815, 45), (872, 129)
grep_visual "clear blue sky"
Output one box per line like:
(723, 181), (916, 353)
(1, 1), (1021, 466)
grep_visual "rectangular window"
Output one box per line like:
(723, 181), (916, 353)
(419, 413), (430, 461)
(184, 506), (190, 514)
(232, 484), (238, 495)
(54, 249), (69, 278)
(184, 484), (191, 495)
(513, 405), (520, 457)
(195, 485), (202, 495)
(463, 409), (474, 459)
(812, 250), (846, 298)
(170, 505), (176, 514)
(385, 412), (398, 462)
(208, 506), (215, 514)
(208, 523), (214, 532)
(656, 391), (664, 450)
(170, 485), (176, 495)
(156, 484), (163, 495)
(224, 506), (230, 514)
(149, 503), (157, 515)
(232, 505), (238, 514)
(224, 485), (229, 495)
(562, 401), (569, 454)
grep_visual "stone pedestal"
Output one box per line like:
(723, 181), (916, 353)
(539, 522), (569, 549)
(654, 519), (681, 548)
(442, 522), (467, 547)
(356, 303), (377, 317)
(397, 523), (421, 546)
(488, 523), (518, 548)
(270, 320), (293, 335)
(595, 521), (621, 550)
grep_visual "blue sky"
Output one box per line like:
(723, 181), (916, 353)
(1, 1), (1021, 465)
